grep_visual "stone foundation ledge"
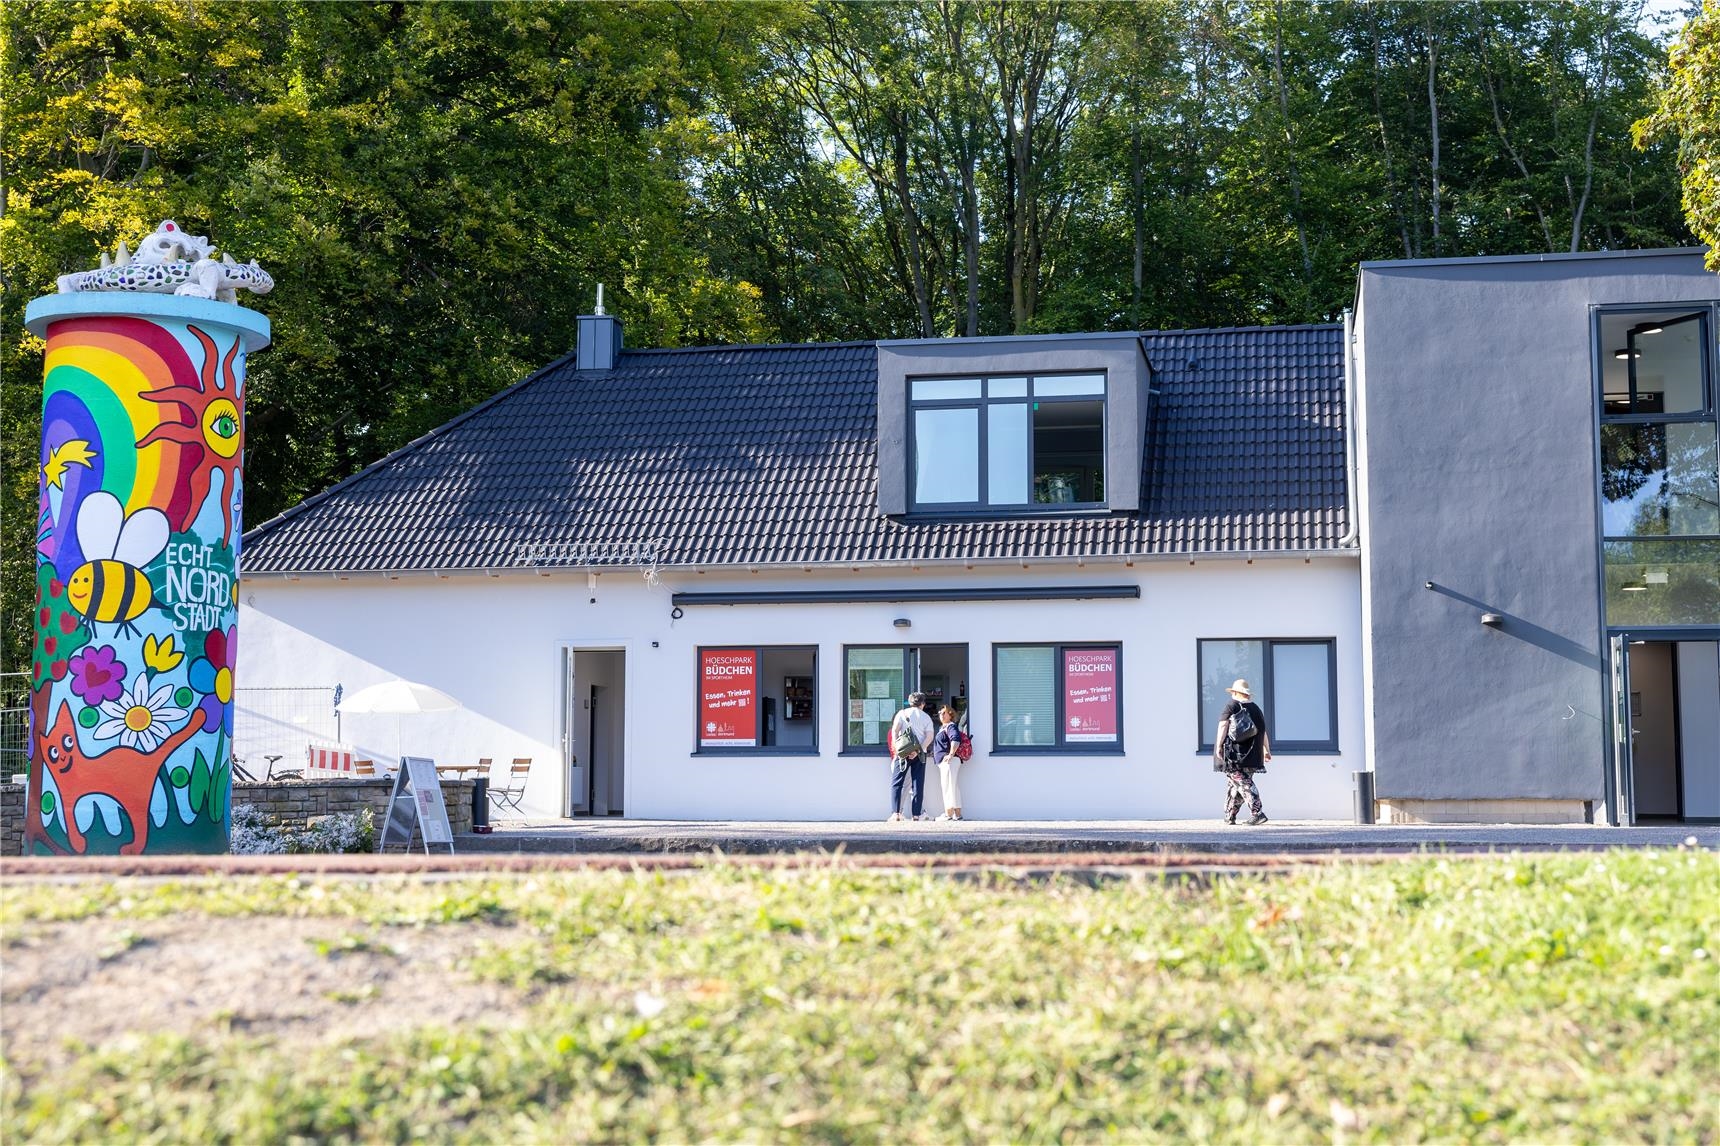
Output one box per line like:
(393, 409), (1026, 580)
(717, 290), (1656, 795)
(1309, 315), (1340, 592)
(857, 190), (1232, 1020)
(1, 777), (476, 856)
(1376, 798), (1592, 825)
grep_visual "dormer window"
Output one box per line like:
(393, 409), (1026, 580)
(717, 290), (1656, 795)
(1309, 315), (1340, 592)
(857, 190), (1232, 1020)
(909, 372), (1106, 510)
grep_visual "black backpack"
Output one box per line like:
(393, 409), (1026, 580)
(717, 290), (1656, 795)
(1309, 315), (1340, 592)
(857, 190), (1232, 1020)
(1228, 704), (1258, 742)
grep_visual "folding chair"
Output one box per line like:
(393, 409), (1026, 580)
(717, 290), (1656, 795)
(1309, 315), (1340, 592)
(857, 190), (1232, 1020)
(488, 758), (531, 816)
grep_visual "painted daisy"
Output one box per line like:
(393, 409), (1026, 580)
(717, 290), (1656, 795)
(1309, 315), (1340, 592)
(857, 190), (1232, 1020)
(93, 672), (191, 752)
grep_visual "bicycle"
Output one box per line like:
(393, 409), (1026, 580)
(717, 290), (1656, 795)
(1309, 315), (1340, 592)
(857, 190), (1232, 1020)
(230, 754), (302, 783)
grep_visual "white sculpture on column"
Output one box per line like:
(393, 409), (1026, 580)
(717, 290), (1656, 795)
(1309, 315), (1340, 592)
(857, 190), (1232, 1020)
(56, 220), (273, 303)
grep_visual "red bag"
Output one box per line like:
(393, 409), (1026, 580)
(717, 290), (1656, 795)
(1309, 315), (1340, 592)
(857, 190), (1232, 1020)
(953, 730), (973, 762)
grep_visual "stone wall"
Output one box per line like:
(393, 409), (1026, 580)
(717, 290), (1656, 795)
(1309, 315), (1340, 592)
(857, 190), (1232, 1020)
(2, 783), (22, 857)
(3, 777), (477, 855)
(235, 778), (475, 850)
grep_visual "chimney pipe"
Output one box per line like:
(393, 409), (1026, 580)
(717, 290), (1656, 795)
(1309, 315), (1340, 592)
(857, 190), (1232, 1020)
(576, 284), (622, 370)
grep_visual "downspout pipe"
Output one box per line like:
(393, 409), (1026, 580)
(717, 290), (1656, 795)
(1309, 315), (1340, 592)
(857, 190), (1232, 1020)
(1338, 307), (1360, 548)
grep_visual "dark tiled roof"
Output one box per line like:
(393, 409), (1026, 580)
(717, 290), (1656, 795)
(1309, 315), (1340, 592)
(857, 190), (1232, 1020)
(242, 326), (1348, 573)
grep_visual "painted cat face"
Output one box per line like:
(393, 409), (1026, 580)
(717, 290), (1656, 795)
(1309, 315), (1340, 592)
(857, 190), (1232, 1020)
(39, 702), (79, 775)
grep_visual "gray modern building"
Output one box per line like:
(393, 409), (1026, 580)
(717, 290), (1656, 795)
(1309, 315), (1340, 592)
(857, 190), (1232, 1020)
(1355, 249), (1718, 825)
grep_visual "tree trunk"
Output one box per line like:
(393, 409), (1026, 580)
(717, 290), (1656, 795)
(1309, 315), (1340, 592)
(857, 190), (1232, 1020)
(1425, 10), (1441, 254)
(1272, 0), (1312, 284)
(1372, 7), (1413, 258)
(1568, 24), (1611, 252)
(892, 124), (935, 336)
(1132, 123), (1144, 328)
(1479, 26), (1555, 252)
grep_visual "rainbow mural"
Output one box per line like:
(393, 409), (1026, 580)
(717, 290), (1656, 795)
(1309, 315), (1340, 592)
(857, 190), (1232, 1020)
(24, 286), (269, 855)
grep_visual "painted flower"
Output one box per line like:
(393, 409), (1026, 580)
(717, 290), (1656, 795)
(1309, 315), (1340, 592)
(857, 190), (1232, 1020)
(189, 626), (236, 735)
(67, 645), (127, 706)
(143, 633), (184, 673)
(93, 672), (190, 753)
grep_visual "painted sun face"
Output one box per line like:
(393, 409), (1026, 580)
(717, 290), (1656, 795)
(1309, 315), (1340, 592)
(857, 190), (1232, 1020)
(202, 398), (241, 459)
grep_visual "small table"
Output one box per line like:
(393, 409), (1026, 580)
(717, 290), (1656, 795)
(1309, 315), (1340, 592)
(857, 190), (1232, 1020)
(436, 764), (489, 780)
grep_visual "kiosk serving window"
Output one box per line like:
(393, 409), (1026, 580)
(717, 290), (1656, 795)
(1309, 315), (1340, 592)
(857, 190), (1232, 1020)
(844, 645), (968, 750)
(696, 646), (817, 752)
(993, 644), (1122, 751)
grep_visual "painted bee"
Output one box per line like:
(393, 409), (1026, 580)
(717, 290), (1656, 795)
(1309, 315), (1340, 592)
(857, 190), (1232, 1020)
(67, 491), (169, 637)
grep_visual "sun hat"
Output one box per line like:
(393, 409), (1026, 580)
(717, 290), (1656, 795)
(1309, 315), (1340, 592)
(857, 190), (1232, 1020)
(1226, 679), (1253, 699)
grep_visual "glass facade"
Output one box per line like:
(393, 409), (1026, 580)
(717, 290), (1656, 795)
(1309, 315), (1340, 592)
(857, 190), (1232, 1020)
(1597, 308), (1719, 628)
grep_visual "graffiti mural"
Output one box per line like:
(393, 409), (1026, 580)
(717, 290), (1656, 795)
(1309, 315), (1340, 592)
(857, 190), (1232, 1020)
(23, 222), (270, 854)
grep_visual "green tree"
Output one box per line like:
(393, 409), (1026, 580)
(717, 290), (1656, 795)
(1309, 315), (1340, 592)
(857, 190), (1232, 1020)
(1636, 0), (1720, 268)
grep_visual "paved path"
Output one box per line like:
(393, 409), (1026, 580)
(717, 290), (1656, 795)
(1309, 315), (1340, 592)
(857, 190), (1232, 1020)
(465, 817), (1717, 855)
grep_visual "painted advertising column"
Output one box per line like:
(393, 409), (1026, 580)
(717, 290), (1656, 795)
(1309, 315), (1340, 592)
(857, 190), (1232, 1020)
(22, 222), (271, 855)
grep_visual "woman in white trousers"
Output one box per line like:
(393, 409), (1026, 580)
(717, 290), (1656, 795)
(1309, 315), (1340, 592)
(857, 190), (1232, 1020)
(933, 705), (967, 821)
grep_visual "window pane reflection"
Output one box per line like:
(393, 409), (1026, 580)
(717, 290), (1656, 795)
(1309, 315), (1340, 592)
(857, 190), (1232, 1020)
(987, 403), (1029, 504)
(914, 407), (978, 503)
(1601, 422), (1720, 536)
(1271, 644), (1332, 742)
(911, 378), (981, 402)
(1603, 539), (1720, 626)
(1199, 640), (1265, 736)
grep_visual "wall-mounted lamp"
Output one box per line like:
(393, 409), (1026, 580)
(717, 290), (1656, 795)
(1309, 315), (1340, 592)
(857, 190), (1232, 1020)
(893, 617), (911, 629)
(1480, 612), (1504, 627)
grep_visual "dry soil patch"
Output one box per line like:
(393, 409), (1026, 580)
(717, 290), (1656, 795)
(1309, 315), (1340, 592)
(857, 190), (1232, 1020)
(2, 913), (527, 1075)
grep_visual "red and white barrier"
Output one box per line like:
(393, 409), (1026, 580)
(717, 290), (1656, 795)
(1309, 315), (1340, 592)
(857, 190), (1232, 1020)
(305, 744), (357, 776)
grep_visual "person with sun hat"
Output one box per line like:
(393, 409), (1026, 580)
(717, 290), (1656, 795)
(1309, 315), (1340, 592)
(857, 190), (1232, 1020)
(1213, 678), (1271, 825)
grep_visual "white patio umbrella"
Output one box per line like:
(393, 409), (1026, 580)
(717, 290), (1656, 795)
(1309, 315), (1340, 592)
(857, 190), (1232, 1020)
(336, 679), (460, 764)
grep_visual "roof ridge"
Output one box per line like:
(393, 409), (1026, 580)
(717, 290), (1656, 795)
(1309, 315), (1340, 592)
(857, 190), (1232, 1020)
(1141, 322), (1343, 336)
(617, 339), (879, 357)
(242, 347), (580, 546)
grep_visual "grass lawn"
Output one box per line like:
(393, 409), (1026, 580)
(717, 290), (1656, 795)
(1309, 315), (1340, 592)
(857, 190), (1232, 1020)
(2, 850), (1716, 1143)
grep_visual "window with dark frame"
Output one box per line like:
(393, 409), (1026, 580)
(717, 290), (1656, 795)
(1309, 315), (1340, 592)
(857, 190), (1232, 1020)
(992, 643), (1123, 752)
(909, 373), (1106, 511)
(1196, 639), (1338, 754)
(842, 645), (970, 750)
(694, 645), (817, 753)
(1595, 306), (1720, 628)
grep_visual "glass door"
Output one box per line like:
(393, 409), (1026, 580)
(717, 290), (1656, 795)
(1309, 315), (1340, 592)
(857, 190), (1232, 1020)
(1609, 634), (1635, 826)
(562, 648), (589, 815)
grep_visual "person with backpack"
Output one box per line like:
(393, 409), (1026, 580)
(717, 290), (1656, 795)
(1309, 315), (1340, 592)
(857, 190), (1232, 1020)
(1213, 678), (1272, 825)
(932, 704), (972, 821)
(887, 692), (935, 821)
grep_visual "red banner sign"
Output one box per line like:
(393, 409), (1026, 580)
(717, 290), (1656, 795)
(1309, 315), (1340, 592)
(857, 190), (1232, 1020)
(1063, 648), (1118, 742)
(700, 648), (758, 746)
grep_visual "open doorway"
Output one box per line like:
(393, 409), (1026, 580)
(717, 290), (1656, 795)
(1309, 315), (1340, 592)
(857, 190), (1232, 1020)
(563, 648), (626, 816)
(1613, 638), (1719, 823)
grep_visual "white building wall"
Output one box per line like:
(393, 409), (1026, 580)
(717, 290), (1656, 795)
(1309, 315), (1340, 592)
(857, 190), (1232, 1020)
(239, 556), (1363, 820)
